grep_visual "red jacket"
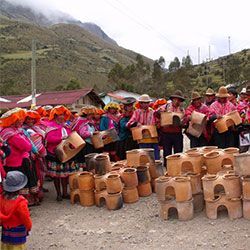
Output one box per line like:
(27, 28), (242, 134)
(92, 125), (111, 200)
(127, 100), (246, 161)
(0, 162), (6, 194)
(0, 194), (32, 231)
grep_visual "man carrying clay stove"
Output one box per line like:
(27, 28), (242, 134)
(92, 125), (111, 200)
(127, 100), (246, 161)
(126, 94), (160, 160)
(204, 88), (216, 107)
(210, 86), (237, 148)
(155, 90), (185, 165)
(184, 91), (211, 148)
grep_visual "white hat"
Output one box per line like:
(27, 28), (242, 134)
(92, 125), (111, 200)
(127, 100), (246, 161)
(138, 94), (152, 102)
(240, 88), (246, 94)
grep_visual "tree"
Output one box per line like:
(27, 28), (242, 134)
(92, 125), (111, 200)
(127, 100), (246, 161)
(65, 78), (81, 90)
(108, 63), (124, 82)
(225, 57), (242, 83)
(136, 54), (144, 69)
(158, 56), (165, 69)
(168, 57), (180, 72)
(182, 55), (193, 68)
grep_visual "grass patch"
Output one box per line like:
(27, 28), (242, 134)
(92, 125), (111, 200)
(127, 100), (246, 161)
(1, 48), (53, 60)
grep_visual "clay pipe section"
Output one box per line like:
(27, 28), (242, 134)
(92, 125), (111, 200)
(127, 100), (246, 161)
(120, 168), (138, 188)
(136, 165), (151, 184)
(105, 173), (123, 194)
(77, 171), (95, 191)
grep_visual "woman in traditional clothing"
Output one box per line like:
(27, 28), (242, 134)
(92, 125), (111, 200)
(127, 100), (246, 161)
(23, 110), (47, 200)
(0, 108), (39, 206)
(117, 97), (138, 160)
(70, 106), (97, 167)
(93, 108), (105, 131)
(184, 91), (211, 148)
(45, 105), (78, 201)
(100, 103), (121, 161)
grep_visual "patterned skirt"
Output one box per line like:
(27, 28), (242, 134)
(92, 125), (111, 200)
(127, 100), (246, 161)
(4, 158), (39, 195)
(1, 225), (27, 246)
(46, 160), (82, 178)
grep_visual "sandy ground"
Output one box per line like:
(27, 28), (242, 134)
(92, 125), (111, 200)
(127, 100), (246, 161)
(4, 135), (250, 249)
(27, 182), (250, 250)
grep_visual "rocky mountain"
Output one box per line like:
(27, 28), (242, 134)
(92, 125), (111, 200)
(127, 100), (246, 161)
(0, 0), (117, 45)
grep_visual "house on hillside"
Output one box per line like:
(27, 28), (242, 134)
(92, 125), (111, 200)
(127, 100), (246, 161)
(100, 90), (142, 104)
(0, 88), (104, 112)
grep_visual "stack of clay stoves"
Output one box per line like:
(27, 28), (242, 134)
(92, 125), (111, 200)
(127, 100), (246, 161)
(94, 172), (124, 210)
(202, 171), (242, 220)
(162, 149), (204, 219)
(155, 176), (194, 221)
(126, 148), (163, 194)
(69, 171), (95, 207)
(120, 168), (139, 203)
(242, 176), (250, 219)
(70, 153), (124, 210)
(235, 152), (250, 220)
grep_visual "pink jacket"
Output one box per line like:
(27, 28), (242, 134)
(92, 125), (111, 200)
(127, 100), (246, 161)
(184, 103), (210, 121)
(237, 101), (250, 124)
(45, 121), (71, 155)
(70, 117), (91, 139)
(0, 129), (32, 167)
(210, 100), (236, 117)
(127, 108), (156, 128)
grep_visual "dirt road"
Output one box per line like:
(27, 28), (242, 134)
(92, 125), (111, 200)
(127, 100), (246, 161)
(26, 179), (250, 250)
(24, 136), (249, 249)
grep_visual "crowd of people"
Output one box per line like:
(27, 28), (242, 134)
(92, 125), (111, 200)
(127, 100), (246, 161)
(0, 84), (249, 249)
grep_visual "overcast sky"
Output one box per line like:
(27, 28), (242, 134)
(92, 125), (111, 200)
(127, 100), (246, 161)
(8, 0), (250, 66)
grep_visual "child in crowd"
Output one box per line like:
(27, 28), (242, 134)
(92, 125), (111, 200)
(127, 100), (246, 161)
(0, 171), (32, 250)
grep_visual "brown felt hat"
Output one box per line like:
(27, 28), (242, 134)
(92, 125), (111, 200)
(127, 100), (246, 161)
(169, 90), (185, 101)
(205, 88), (215, 96)
(121, 97), (136, 105)
(216, 86), (230, 98)
(191, 91), (202, 100)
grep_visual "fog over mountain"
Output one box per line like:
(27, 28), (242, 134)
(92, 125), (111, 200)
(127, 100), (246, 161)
(0, 0), (117, 45)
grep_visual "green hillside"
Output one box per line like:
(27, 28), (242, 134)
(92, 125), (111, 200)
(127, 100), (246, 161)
(0, 15), (153, 95)
(0, 13), (249, 97)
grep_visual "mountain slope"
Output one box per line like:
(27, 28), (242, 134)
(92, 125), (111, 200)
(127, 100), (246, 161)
(0, 15), (152, 95)
(0, 0), (117, 45)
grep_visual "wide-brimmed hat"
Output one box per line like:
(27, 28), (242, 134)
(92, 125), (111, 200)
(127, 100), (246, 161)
(138, 94), (152, 102)
(240, 87), (247, 94)
(49, 105), (71, 121)
(0, 108), (26, 127)
(169, 90), (185, 101)
(33, 106), (47, 117)
(104, 102), (120, 111)
(153, 98), (167, 110)
(26, 110), (41, 121)
(80, 105), (96, 115)
(227, 87), (238, 96)
(3, 171), (28, 192)
(216, 86), (230, 98)
(191, 91), (202, 101)
(205, 88), (215, 96)
(121, 97), (136, 105)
